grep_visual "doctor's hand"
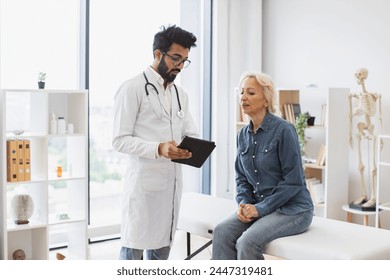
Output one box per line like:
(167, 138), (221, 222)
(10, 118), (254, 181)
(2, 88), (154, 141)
(158, 141), (192, 160)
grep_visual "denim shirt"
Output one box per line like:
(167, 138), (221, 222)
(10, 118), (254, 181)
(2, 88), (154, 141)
(235, 111), (314, 217)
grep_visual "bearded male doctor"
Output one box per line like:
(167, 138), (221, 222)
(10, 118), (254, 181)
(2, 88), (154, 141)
(112, 25), (198, 260)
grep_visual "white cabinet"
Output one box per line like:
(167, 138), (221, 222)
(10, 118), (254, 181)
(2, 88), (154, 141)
(0, 89), (88, 260)
(304, 88), (350, 220)
(302, 88), (349, 221)
(375, 134), (390, 227)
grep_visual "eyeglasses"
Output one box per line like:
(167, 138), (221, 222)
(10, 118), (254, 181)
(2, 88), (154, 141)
(162, 51), (191, 68)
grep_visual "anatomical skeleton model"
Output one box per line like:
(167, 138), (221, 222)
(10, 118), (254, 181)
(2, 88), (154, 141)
(349, 68), (382, 209)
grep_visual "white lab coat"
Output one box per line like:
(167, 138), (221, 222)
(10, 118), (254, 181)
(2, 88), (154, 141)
(112, 67), (198, 249)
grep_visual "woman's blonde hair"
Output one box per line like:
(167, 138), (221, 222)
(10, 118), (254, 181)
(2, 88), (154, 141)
(238, 71), (276, 114)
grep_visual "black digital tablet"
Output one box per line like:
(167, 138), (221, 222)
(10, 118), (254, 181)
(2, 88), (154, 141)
(172, 136), (216, 168)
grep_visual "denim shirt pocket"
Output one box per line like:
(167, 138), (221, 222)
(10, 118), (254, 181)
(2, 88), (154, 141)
(238, 145), (249, 155)
(258, 140), (279, 171)
(259, 140), (277, 154)
(237, 144), (251, 169)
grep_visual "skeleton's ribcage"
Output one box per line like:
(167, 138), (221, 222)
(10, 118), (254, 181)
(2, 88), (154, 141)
(354, 94), (376, 117)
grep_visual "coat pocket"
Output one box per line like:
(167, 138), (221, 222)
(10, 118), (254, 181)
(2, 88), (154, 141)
(141, 162), (169, 192)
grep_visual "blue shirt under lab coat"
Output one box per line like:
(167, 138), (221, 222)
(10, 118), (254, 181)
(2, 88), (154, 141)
(235, 111), (314, 217)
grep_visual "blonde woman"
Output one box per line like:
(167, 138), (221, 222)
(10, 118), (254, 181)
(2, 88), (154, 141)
(212, 72), (313, 260)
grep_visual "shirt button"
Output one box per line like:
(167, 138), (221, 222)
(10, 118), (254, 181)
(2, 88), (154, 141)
(261, 195), (264, 198)
(256, 182), (259, 185)
(252, 155), (255, 158)
(265, 149), (268, 152)
(254, 170), (257, 172)
(255, 141), (257, 144)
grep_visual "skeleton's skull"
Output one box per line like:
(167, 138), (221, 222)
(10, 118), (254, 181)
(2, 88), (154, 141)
(355, 68), (368, 84)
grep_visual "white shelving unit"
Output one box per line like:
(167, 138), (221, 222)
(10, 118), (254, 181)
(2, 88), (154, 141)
(375, 134), (390, 228)
(299, 88), (350, 220)
(0, 89), (88, 260)
(233, 87), (350, 221)
(318, 88), (349, 220)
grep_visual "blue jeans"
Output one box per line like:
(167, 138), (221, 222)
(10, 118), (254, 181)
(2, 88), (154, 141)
(119, 246), (171, 260)
(212, 210), (313, 260)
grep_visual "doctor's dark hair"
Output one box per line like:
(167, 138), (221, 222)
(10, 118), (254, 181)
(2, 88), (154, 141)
(153, 25), (197, 54)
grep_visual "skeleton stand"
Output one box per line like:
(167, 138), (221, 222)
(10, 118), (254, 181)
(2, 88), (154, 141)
(349, 69), (382, 210)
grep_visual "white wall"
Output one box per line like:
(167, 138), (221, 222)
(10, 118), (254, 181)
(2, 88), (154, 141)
(211, 0), (262, 198)
(262, 0), (390, 228)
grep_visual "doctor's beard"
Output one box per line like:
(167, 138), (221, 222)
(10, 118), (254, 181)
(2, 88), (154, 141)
(158, 59), (180, 83)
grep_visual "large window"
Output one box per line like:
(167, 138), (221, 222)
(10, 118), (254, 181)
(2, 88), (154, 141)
(0, 0), (79, 89)
(1, 0), (205, 244)
(88, 0), (181, 231)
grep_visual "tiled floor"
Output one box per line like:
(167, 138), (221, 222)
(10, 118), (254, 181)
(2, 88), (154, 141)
(51, 229), (280, 260)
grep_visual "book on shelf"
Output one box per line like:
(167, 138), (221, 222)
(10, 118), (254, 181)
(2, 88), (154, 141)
(292, 104), (301, 121)
(306, 178), (320, 203)
(282, 104), (293, 124)
(23, 139), (31, 181)
(320, 104), (327, 127)
(16, 139), (24, 181)
(6, 139), (31, 182)
(316, 144), (326, 166)
(306, 177), (320, 187)
(6, 140), (18, 182)
(311, 182), (325, 204)
(288, 104), (294, 123)
(282, 103), (301, 124)
(282, 104), (288, 120)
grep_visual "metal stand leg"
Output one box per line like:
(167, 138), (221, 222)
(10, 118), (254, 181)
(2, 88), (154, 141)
(185, 239), (213, 260)
(186, 232), (191, 256)
(184, 232), (213, 260)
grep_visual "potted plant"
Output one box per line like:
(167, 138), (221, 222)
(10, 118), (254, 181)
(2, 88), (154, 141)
(295, 112), (309, 155)
(38, 72), (46, 89)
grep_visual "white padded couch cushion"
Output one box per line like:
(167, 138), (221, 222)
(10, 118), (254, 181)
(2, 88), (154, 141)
(266, 216), (390, 260)
(178, 192), (236, 239)
(178, 192), (390, 260)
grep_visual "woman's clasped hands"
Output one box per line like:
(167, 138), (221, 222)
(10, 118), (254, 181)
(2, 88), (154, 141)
(237, 203), (259, 223)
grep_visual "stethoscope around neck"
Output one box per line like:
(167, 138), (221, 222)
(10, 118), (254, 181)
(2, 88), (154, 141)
(143, 72), (185, 119)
